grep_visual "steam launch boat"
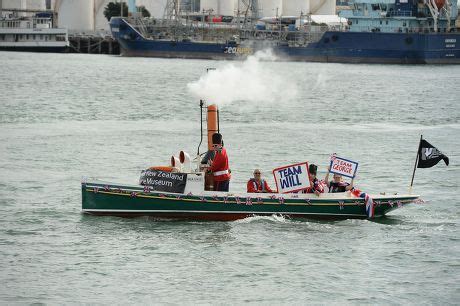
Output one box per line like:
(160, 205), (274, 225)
(0, 12), (69, 52)
(81, 103), (420, 221)
(110, 0), (459, 64)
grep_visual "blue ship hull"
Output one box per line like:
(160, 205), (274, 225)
(110, 18), (460, 64)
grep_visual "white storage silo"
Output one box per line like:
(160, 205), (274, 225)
(259, 0), (282, 17)
(58, 0), (93, 32)
(26, 0), (46, 10)
(1, 0), (28, 16)
(201, 0), (217, 14)
(201, 0), (235, 15)
(217, 0), (235, 16)
(136, 0), (168, 18)
(310, 0), (336, 15)
(94, 0), (111, 32)
(282, 0), (310, 16)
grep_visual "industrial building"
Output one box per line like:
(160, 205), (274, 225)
(1, 0), (338, 34)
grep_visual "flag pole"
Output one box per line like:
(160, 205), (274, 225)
(410, 135), (423, 189)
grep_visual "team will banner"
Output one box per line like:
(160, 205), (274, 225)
(139, 169), (187, 194)
(272, 162), (311, 193)
(329, 156), (358, 179)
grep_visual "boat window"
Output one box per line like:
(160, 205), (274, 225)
(26, 34), (29, 40)
(33, 34), (36, 40)
(0, 34), (4, 40)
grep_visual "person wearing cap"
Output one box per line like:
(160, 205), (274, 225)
(209, 133), (231, 192)
(304, 164), (325, 195)
(247, 169), (275, 193)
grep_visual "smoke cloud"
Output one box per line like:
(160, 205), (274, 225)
(187, 50), (298, 106)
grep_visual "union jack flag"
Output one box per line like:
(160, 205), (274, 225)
(305, 199), (311, 205)
(175, 195), (181, 200)
(130, 192), (137, 197)
(223, 196), (229, 204)
(187, 192), (193, 196)
(104, 185), (110, 191)
(143, 186), (151, 193)
(200, 196), (206, 202)
(330, 153), (337, 161)
(257, 197), (263, 204)
(212, 195), (219, 201)
(246, 197), (253, 205)
(389, 201), (394, 207)
(235, 196), (242, 205)
(397, 201), (402, 208)
(278, 197), (285, 204)
(352, 188), (374, 218)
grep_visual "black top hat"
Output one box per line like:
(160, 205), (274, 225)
(309, 164), (317, 175)
(212, 133), (222, 145)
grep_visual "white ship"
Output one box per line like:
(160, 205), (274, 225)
(0, 12), (69, 52)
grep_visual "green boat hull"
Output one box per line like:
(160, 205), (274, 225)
(81, 182), (419, 221)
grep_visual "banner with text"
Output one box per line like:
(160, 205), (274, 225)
(329, 156), (358, 179)
(273, 162), (311, 193)
(139, 169), (187, 193)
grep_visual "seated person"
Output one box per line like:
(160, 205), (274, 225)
(247, 169), (275, 193)
(304, 164), (325, 195)
(324, 167), (354, 193)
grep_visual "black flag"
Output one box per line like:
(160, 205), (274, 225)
(417, 139), (449, 168)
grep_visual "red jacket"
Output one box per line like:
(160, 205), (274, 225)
(210, 147), (231, 182)
(247, 179), (274, 193)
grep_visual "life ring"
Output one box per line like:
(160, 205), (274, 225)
(148, 166), (173, 172)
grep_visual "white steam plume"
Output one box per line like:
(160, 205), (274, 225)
(187, 50), (298, 106)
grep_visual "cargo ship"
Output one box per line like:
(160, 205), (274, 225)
(110, 0), (459, 64)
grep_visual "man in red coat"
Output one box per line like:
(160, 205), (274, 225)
(247, 169), (275, 193)
(209, 133), (231, 192)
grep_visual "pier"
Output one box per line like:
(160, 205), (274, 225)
(68, 34), (119, 55)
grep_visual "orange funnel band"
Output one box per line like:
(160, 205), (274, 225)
(207, 104), (218, 150)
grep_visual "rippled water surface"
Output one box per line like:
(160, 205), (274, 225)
(0, 52), (459, 304)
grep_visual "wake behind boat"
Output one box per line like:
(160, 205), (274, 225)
(81, 102), (420, 221)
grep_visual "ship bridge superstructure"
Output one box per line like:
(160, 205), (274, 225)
(339, 0), (458, 33)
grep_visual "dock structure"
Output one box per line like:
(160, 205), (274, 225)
(68, 34), (119, 55)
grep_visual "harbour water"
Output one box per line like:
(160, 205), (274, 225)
(0, 52), (459, 304)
